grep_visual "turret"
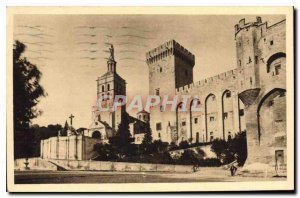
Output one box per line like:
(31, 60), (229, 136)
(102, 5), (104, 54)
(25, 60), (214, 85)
(235, 17), (264, 90)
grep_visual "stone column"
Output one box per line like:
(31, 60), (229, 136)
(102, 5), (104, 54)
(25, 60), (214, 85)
(216, 92), (223, 139)
(232, 91), (240, 134)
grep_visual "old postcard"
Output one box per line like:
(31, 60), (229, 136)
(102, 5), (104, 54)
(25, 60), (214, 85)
(6, 7), (294, 192)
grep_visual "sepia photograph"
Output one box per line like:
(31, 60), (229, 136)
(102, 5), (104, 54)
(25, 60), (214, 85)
(6, 7), (294, 192)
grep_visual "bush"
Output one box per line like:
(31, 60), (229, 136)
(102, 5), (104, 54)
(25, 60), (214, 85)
(210, 131), (247, 166)
(175, 149), (202, 165)
(169, 142), (179, 151)
(179, 140), (189, 149)
(93, 143), (118, 161)
(197, 158), (221, 167)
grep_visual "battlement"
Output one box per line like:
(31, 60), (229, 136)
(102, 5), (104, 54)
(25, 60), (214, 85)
(176, 68), (238, 94)
(234, 16), (263, 35)
(146, 40), (195, 66)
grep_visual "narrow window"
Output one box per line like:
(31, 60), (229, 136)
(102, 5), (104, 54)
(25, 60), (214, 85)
(226, 91), (231, 98)
(239, 109), (244, 116)
(182, 121), (186, 126)
(249, 56), (252, 63)
(102, 85), (105, 92)
(160, 67), (162, 73)
(250, 77), (253, 85)
(107, 84), (110, 91)
(156, 88), (160, 96)
(255, 56), (258, 64)
(275, 64), (281, 75)
(194, 118), (198, 124)
(156, 123), (162, 131)
(270, 40), (274, 45)
(158, 133), (161, 138)
(239, 60), (242, 66)
(223, 112), (228, 119)
(228, 132), (232, 141)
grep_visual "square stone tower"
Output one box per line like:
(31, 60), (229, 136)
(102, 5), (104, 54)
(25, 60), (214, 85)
(146, 40), (195, 142)
(146, 40), (195, 96)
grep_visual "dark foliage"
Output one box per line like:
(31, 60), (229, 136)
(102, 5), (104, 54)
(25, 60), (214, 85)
(211, 131), (247, 166)
(13, 40), (46, 159)
(93, 143), (118, 161)
(15, 124), (62, 158)
(140, 121), (153, 154)
(178, 140), (189, 149)
(109, 112), (135, 157)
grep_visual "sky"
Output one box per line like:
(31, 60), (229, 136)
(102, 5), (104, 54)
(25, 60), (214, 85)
(13, 14), (285, 128)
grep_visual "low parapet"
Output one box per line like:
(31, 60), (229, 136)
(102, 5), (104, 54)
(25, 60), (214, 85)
(146, 40), (195, 66)
(176, 68), (238, 94)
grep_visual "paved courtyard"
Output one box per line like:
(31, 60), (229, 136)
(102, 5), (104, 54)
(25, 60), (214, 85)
(14, 168), (286, 184)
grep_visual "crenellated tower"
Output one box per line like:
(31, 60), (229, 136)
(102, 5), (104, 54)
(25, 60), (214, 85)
(146, 40), (195, 96)
(235, 17), (264, 92)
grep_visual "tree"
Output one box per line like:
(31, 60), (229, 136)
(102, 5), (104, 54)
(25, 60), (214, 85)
(176, 150), (202, 165)
(109, 112), (134, 157)
(228, 131), (247, 166)
(152, 140), (169, 153)
(62, 120), (69, 136)
(13, 40), (46, 159)
(140, 122), (153, 154)
(141, 122), (152, 145)
(169, 142), (179, 151)
(179, 140), (189, 149)
(93, 143), (118, 161)
(210, 138), (228, 160)
(210, 131), (248, 165)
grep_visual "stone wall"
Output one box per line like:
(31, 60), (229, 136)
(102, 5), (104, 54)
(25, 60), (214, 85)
(14, 157), (57, 171)
(40, 135), (102, 160)
(48, 159), (193, 173)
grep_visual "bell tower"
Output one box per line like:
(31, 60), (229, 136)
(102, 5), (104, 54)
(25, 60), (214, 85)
(93, 44), (126, 131)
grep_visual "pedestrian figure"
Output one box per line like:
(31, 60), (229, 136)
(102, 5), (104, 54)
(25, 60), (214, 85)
(193, 164), (199, 172)
(230, 164), (237, 176)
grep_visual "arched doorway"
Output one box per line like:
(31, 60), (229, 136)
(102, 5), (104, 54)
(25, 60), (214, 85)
(92, 130), (101, 139)
(205, 93), (217, 142)
(257, 88), (286, 144)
